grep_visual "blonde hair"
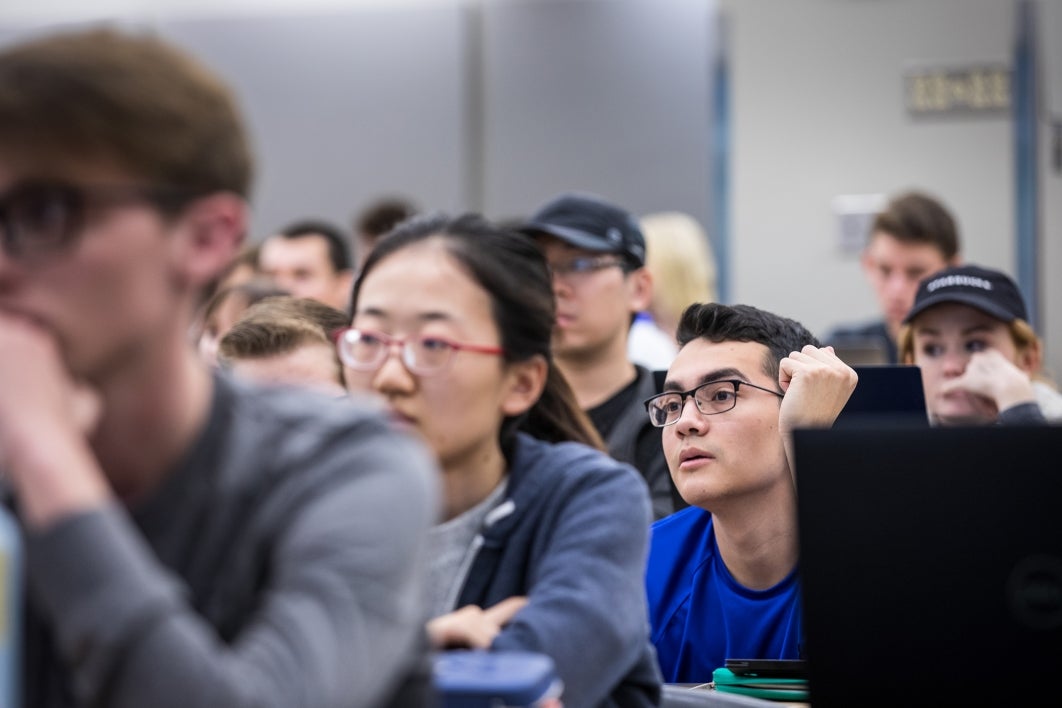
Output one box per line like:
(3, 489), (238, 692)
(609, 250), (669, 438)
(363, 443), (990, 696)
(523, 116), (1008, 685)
(640, 211), (718, 339)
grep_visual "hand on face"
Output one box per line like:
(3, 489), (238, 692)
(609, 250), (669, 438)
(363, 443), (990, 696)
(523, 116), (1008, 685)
(0, 312), (101, 464)
(0, 312), (108, 527)
(938, 348), (1035, 420)
(777, 345), (858, 435)
(426, 596), (528, 649)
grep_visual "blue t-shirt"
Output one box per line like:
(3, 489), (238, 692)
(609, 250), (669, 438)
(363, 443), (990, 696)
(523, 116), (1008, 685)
(645, 506), (803, 683)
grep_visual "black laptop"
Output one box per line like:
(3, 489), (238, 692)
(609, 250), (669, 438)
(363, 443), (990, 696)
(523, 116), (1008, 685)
(793, 424), (1062, 707)
(833, 364), (928, 428)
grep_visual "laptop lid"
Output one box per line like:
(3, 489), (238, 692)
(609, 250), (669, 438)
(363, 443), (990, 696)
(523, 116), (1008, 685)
(828, 333), (891, 367)
(834, 364), (928, 428)
(793, 425), (1062, 707)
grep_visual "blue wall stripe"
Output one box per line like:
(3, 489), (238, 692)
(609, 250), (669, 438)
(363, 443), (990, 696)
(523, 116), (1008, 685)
(1014, 0), (1040, 329)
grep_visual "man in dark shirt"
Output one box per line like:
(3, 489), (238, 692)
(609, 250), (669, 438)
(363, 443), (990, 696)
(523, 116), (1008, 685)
(521, 192), (684, 518)
(0, 28), (437, 708)
(823, 190), (961, 364)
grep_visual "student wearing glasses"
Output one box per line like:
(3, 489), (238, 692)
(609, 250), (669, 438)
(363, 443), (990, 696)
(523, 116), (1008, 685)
(643, 303), (857, 683)
(0, 29), (437, 708)
(340, 213), (663, 708)
(519, 192), (682, 520)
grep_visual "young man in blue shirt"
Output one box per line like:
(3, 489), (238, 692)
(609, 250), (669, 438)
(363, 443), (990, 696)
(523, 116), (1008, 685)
(644, 303), (857, 683)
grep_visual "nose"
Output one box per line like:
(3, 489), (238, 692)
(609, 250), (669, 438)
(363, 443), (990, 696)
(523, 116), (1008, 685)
(549, 270), (572, 299)
(673, 395), (708, 436)
(371, 342), (416, 395)
(940, 348), (967, 377)
(883, 271), (913, 298)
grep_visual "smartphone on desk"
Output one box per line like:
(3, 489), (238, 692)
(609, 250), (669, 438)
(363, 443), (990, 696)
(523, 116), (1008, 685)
(724, 658), (808, 678)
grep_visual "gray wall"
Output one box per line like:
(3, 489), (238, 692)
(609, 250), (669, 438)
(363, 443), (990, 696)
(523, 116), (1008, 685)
(2, 0), (1059, 378)
(480, 0), (714, 229)
(0, 0), (717, 264)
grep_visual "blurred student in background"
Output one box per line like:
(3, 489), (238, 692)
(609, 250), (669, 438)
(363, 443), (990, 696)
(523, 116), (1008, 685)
(520, 192), (682, 519)
(259, 219), (354, 311)
(218, 295), (349, 395)
(898, 264), (1062, 425)
(341, 213), (663, 708)
(824, 190), (961, 364)
(195, 278), (290, 366)
(353, 195), (419, 271)
(630, 210), (719, 369)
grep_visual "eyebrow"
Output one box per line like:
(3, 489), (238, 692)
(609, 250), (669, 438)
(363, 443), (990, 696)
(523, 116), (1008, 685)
(916, 323), (996, 338)
(355, 306), (455, 324)
(662, 367), (746, 393)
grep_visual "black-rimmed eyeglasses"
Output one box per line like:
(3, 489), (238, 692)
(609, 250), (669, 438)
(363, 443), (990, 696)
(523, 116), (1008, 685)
(643, 379), (784, 427)
(335, 328), (505, 376)
(547, 255), (629, 279)
(0, 180), (203, 259)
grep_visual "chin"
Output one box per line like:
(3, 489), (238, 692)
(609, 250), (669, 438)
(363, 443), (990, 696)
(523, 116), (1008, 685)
(933, 408), (995, 426)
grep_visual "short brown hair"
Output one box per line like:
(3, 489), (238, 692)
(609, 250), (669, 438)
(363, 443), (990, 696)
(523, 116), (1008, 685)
(0, 27), (253, 196)
(218, 296), (348, 363)
(871, 191), (960, 260)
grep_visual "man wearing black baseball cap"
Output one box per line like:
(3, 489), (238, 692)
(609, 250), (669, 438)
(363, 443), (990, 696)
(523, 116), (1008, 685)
(897, 264), (1062, 425)
(521, 192), (683, 519)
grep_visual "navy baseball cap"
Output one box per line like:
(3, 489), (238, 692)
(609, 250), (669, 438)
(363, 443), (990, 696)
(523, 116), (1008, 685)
(520, 192), (646, 268)
(903, 264), (1028, 324)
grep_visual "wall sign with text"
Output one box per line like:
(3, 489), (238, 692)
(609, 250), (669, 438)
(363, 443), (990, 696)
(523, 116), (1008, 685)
(905, 64), (1011, 118)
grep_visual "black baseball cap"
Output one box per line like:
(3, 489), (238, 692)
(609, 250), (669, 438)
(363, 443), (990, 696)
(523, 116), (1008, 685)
(520, 192), (646, 268)
(902, 264), (1028, 324)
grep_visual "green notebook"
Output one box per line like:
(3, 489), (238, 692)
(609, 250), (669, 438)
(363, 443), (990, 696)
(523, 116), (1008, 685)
(711, 667), (809, 702)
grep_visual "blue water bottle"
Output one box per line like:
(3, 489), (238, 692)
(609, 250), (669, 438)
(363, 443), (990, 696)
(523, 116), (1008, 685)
(0, 505), (20, 708)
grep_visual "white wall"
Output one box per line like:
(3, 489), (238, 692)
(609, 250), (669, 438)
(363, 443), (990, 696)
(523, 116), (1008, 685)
(721, 0), (1062, 380)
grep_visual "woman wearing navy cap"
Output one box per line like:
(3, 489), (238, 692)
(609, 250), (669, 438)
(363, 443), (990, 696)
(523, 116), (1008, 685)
(897, 264), (1062, 425)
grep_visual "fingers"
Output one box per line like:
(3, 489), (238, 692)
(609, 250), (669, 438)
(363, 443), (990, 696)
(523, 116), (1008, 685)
(943, 350), (1035, 411)
(426, 597), (528, 650)
(778, 344), (858, 430)
(484, 595), (528, 625)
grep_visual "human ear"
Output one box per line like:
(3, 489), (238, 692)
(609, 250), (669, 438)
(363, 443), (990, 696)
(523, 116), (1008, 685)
(170, 193), (248, 289)
(500, 354), (548, 417)
(626, 267), (653, 313)
(1015, 339), (1042, 375)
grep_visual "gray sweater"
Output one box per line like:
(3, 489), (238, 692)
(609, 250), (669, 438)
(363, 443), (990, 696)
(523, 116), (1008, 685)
(21, 373), (439, 708)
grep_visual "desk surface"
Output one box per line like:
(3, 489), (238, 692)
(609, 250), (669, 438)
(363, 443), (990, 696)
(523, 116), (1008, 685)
(663, 683), (809, 708)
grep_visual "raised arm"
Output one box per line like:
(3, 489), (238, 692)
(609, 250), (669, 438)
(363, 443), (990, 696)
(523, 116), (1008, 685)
(777, 344), (858, 480)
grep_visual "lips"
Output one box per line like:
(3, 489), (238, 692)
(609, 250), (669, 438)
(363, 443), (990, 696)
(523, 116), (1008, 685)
(387, 407), (416, 427)
(677, 447), (714, 471)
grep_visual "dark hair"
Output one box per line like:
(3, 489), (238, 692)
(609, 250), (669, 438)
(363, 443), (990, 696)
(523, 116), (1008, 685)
(0, 28), (252, 196)
(871, 191), (960, 260)
(276, 219), (352, 272)
(676, 302), (821, 382)
(351, 212), (604, 453)
(355, 197), (419, 239)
